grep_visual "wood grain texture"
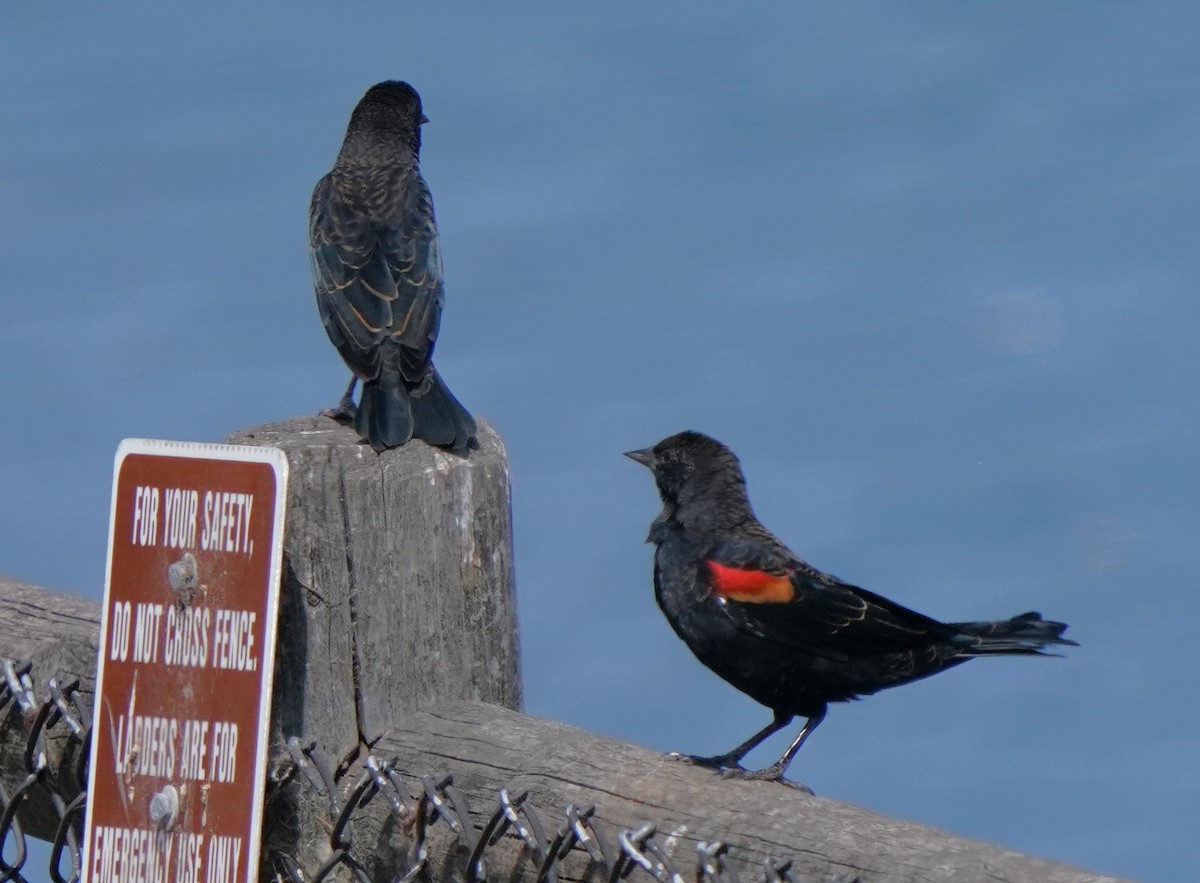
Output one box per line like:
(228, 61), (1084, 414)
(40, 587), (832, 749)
(225, 414), (521, 874)
(373, 701), (1128, 883)
(225, 415), (521, 743)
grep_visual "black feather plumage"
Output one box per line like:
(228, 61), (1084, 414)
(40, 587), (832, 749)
(627, 430), (1075, 788)
(310, 81), (476, 453)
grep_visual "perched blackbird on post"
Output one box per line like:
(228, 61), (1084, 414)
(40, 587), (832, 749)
(310, 81), (476, 454)
(626, 431), (1075, 789)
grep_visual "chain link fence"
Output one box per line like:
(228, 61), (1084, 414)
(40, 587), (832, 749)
(1, 658), (859, 883)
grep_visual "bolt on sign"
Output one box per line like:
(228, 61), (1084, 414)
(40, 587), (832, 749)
(83, 439), (288, 883)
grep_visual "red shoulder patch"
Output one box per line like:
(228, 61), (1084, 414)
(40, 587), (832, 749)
(705, 560), (795, 603)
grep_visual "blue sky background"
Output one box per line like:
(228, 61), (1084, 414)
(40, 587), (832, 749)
(3, 3), (1197, 880)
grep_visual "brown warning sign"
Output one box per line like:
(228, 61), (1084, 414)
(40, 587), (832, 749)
(83, 439), (288, 883)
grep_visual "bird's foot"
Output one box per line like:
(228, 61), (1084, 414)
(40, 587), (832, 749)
(321, 377), (359, 425)
(320, 395), (357, 426)
(666, 751), (744, 771)
(718, 765), (814, 794)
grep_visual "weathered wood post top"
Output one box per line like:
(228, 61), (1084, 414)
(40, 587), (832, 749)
(226, 414), (521, 752)
(227, 414), (521, 878)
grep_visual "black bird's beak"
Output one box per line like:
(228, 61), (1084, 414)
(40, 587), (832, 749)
(624, 448), (655, 468)
(420, 113), (430, 125)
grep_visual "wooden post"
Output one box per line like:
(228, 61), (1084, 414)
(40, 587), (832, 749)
(224, 415), (522, 875)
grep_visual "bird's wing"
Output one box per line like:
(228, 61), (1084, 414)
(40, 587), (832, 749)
(700, 536), (956, 654)
(309, 170), (443, 386)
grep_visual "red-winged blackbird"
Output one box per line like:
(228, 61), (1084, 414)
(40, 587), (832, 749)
(626, 430), (1075, 787)
(310, 81), (476, 454)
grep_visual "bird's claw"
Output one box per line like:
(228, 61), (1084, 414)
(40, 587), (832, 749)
(321, 376), (359, 426)
(718, 766), (814, 793)
(667, 752), (813, 792)
(320, 397), (357, 426)
(666, 751), (745, 771)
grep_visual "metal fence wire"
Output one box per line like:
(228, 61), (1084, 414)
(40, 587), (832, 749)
(0, 658), (859, 883)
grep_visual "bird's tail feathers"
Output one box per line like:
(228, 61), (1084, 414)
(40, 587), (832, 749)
(410, 367), (477, 454)
(951, 611), (1077, 656)
(355, 379), (415, 453)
